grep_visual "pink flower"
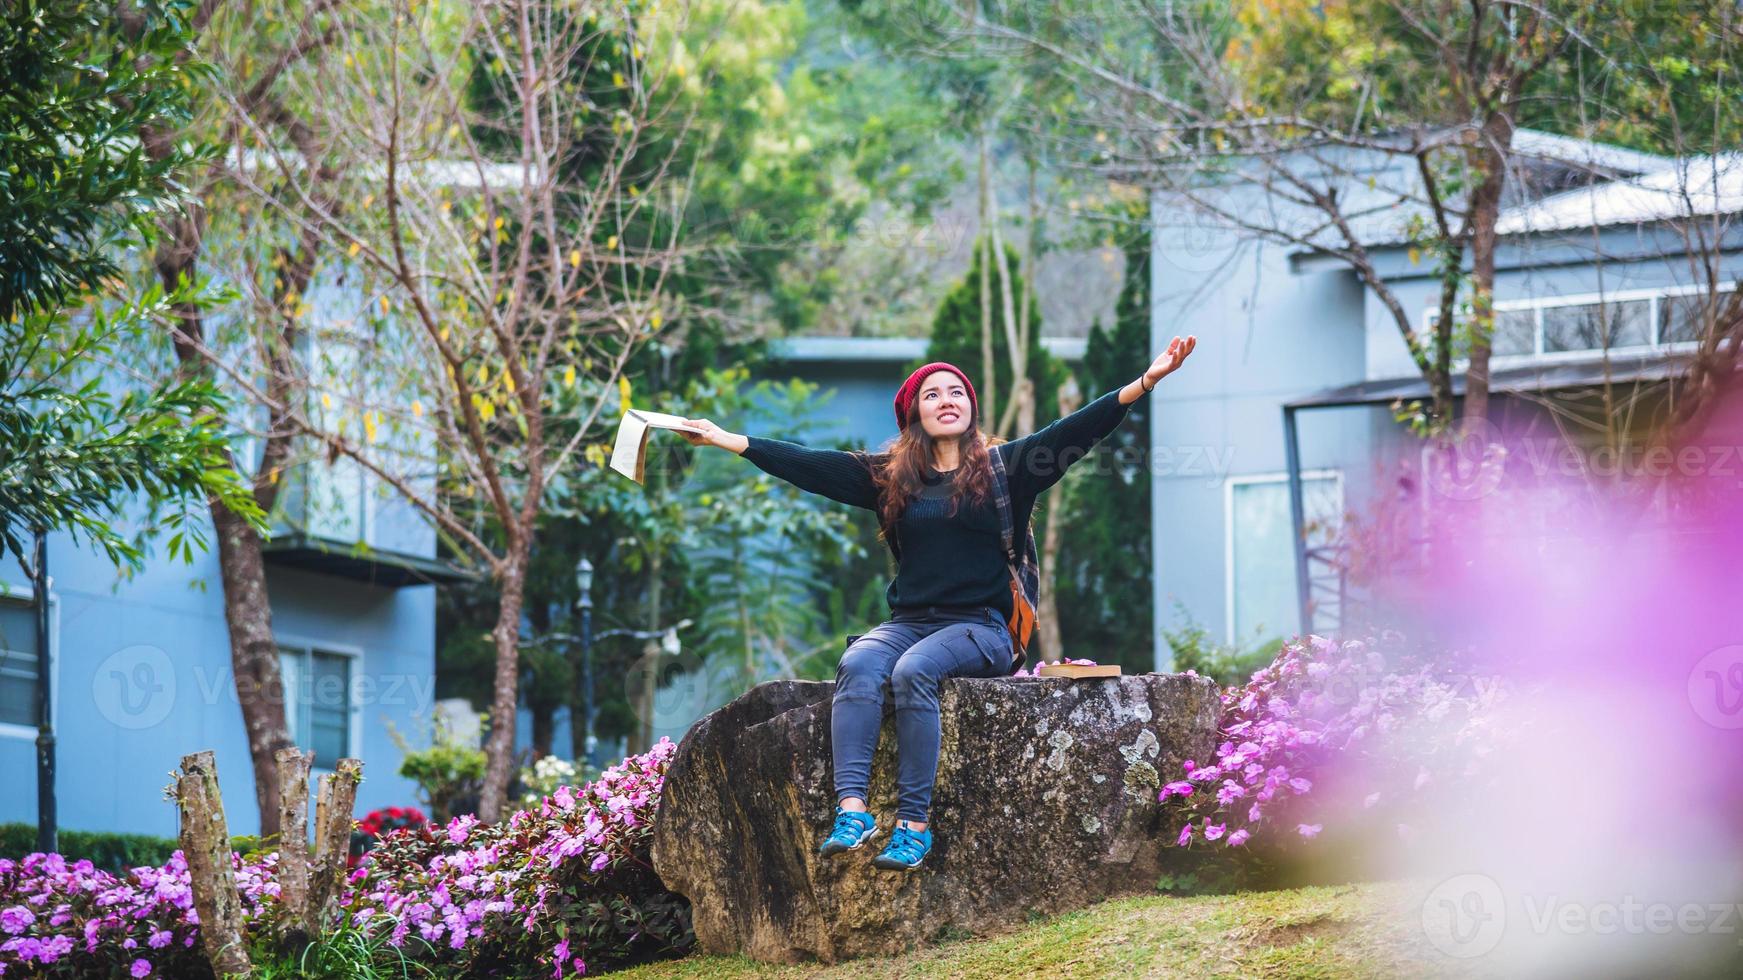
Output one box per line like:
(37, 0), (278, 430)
(1203, 823), (1225, 841)
(1297, 823), (1322, 839)
(131, 959), (152, 978)
(1160, 781), (1194, 798)
(1226, 829), (1250, 847)
(1176, 824), (1192, 846)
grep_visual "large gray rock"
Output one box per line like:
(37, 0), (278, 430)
(650, 672), (1220, 964)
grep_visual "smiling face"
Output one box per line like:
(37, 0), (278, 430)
(916, 370), (972, 441)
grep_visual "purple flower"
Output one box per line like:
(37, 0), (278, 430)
(1176, 824), (1192, 846)
(1203, 823), (1225, 841)
(1160, 781), (1194, 798)
(0, 907), (34, 936)
(1297, 823), (1322, 839)
(131, 958), (152, 978)
(1226, 829), (1250, 847)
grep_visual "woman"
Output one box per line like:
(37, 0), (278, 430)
(678, 334), (1198, 871)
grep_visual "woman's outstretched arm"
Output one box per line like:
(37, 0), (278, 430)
(1003, 334), (1197, 499)
(678, 418), (879, 510)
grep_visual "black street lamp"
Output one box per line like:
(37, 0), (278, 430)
(574, 558), (595, 771)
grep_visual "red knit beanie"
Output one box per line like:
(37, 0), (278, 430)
(893, 361), (978, 432)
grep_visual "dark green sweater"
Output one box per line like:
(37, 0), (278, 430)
(740, 385), (1139, 621)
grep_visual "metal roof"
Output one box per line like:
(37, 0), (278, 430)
(767, 335), (1089, 363)
(1284, 350), (1696, 409)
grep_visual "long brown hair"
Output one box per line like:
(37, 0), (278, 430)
(857, 396), (1003, 544)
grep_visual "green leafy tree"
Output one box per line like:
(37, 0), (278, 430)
(921, 240), (1066, 436)
(0, 0), (261, 573)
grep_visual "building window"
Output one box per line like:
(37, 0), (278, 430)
(1226, 472), (1343, 645)
(0, 596), (40, 728)
(279, 645), (354, 768)
(1425, 283), (1735, 359)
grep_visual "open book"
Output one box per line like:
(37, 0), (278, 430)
(609, 409), (707, 484)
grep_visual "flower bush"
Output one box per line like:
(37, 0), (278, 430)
(0, 849), (282, 978)
(338, 737), (687, 977)
(349, 806), (431, 869)
(1160, 633), (1510, 854)
(1, 739), (690, 979)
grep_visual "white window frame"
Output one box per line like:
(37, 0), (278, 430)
(276, 633), (364, 773)
(1421, 279), (1738, 369)
(0, 580), (58, 741)
(1223, 470), (1344, 646)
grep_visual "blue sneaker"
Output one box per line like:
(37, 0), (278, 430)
(872, 822), (933, 871)
(819, 806), (878, 857)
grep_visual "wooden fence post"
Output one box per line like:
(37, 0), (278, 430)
(307, 757), (364, 928)
(176, 750), (252, 978)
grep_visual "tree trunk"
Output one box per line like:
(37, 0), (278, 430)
(211, 506), (297, 837)
(978, 131), (997, 429)
(274, 748), (312, 939)
(1036, 383), (1081, 661)
(176, 751), (252, 978)
(478, 551), (530, 822)
(633, 545), (664, 756)
(1463, 117), (1513, 427)
(307, 758), (363, 928)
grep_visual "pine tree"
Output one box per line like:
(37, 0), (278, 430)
(919, 239), (1066, 434)
(1054, 229), (1154, 670)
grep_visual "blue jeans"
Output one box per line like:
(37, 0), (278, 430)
(832, 604), (1016, 823)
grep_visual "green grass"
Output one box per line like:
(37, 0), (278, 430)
(606, 880), (1457, 979)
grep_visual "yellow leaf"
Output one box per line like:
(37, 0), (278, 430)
(613, 71), (626, 87)
(1408, 247), (1422, 265)
(347, 240), (362, 257)
(412, 400), (424, 417)
(617, 375), (632, 411)
(379, 296), (390, 314)
(321, 393), (333, 409)
(477, 363), (489, 385)
(503, 369), (516, 393)
(268, 466), (281, 485)
(564, 364), (576, 387)
(606, 235), (618, 250)
(439, 327), (450, 342)
(634, 43), (643, 59)
(362, 194), (375, 209)
(569, 249), (581, 268)
(584, 356), (593, 372)
(447, 123), (460, 139)
(440, 201), (451, 214)
(629, 185), (640, 197)
(493, 216), (504, 230)
(364, 412), (379, 443)
(650, 311), (663, 330)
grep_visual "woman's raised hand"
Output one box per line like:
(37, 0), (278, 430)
(678, 417), (739, 452)
(1143, 335), (1198, 387)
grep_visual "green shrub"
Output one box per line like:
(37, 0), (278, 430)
(0, 823), (178, 872)
(1161, 601), (1285, 687)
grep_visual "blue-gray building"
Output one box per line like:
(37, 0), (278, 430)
(1148, 133), (1742, 663)
(0, 437), (448, 839)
